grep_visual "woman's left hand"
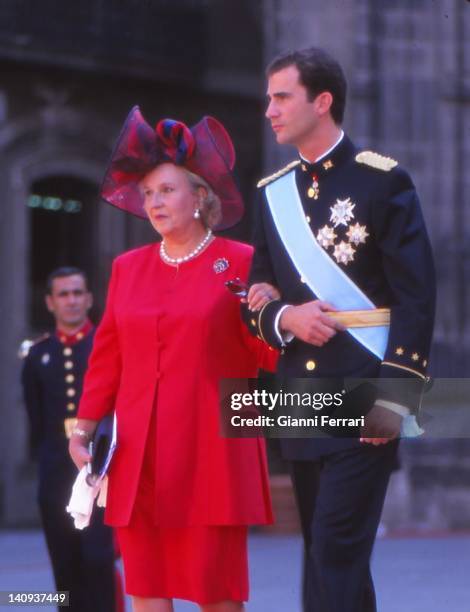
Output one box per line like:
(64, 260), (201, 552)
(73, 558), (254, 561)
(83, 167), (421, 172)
(246, 283), (280, 311)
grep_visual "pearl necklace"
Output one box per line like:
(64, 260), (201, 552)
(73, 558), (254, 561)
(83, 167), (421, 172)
(160, 230), (213, 265)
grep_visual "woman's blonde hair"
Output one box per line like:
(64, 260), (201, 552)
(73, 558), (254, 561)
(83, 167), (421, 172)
(184, 169), (222, 229)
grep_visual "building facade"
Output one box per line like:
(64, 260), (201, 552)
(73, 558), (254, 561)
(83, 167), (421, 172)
(1, 0), (469, 530)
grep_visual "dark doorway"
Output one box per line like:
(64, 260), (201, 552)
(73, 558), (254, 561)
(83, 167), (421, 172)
(28, 175), (99, 331)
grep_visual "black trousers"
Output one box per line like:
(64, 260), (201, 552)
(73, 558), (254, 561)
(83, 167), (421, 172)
(39, 498), (116, 612)
(290, 441), (399, 612)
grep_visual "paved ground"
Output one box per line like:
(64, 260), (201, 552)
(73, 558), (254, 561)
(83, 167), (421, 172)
(0, 530), (468, 611)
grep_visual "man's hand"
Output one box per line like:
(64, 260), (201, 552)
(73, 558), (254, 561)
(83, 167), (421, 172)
(360, 403), (402, 446)
(279, 300), (345, 346)
(247, 283), (281, 311)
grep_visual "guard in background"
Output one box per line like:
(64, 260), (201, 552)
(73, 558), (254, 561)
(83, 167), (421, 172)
(20, 267), (119, 612)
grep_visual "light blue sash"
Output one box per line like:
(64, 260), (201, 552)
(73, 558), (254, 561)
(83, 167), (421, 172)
(264, 170), (422, 437)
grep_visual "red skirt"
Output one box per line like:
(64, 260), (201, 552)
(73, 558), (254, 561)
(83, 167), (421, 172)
(115, 403), (249, 604)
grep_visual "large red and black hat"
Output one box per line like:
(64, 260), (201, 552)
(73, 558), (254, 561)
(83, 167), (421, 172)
(101, 106), (243, 230)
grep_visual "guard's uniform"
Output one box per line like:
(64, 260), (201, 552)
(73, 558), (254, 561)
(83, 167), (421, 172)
(21, 321), (116, 612)
(247, 135), (436, 612)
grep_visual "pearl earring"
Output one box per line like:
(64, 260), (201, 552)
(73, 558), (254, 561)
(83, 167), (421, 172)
(194, 209), (200, 219)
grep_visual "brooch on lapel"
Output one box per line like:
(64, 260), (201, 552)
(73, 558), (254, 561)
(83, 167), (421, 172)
(213, 258), (229, 274)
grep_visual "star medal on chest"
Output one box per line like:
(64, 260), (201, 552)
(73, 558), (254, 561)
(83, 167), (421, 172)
(346, 222), (369, 246)
(333, 241), (355, 265)
(313, 196), (370, 266)
(330, 197), (355, 227)
(307, 173), (320, 200)
(213, 258), (229, 274)
(316, 225), (337, 249)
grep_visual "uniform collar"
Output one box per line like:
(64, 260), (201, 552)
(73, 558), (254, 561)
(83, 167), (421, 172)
(298, 133), (357, 178)
(56, 319), (93, 346)
(300, 130), (344, 164)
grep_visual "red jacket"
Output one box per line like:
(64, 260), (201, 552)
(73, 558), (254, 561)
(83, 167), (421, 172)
(79, 238), (276, 527)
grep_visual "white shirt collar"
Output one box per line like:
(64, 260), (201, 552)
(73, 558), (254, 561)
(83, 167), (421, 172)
(300, 130), (345, 164)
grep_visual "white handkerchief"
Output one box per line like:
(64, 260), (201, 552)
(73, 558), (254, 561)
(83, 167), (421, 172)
(66, 466), (100, 529)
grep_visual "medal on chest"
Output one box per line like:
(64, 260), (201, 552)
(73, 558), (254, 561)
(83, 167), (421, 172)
(307, 173), (320, 200)
(315, 197), (369, 266)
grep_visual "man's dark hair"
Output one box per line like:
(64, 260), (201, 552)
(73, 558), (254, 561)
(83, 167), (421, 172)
(267, 47), (347, 124)
(46, 267), (89, 294)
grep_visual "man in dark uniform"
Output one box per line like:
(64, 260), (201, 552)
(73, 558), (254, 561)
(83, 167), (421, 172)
(21, 267), (117, 612)
(246, 48), (436, 611)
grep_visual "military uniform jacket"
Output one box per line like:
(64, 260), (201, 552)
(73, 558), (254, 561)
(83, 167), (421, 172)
(248, 135), (436, 426)
(21, 327), (95, 498)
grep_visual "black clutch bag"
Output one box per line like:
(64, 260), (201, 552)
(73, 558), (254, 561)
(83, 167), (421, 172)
(86, 413), (117, 486)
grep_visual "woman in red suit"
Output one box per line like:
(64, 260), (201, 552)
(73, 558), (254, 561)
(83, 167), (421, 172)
(69, 107), (278, 612)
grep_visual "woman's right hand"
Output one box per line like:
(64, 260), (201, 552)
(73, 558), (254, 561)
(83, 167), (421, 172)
(68, 419), (97, 470)
(69, 434), (92, 470)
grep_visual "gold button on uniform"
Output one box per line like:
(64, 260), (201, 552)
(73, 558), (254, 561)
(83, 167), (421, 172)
(67, 402), (76, 412)
(65, 374), (75, 383)
(306, 360), (316, 371)
(250, 319), (256, 327)
(63, 347), (72, 356)
(66, 388), (76, 397)
(64, 361), (73, 370)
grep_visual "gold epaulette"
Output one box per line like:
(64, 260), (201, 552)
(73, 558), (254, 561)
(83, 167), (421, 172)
(355, 151), (398, 172)
(18, 333), (50, 359)
(257, 160), (300, 188)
